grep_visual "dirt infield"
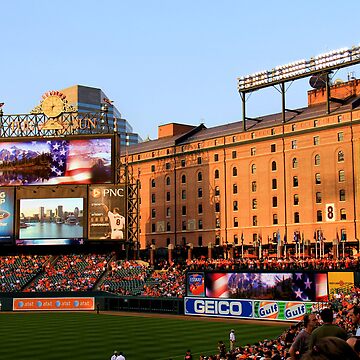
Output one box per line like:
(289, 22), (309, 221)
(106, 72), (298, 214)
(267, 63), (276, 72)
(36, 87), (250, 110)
(102, 310), (291, 327)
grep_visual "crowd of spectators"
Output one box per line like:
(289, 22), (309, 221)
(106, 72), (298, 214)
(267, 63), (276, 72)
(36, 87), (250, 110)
(100, 260), (152, 296)
(142, 264), (185, 297)
(185, 256), (360, 272)
(191, 287), (360, 359)
(26, 253), (111, 292)
(0, 255), (50, 292)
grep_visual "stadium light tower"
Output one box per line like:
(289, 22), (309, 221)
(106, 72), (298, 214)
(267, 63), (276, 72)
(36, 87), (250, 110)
(238, 44), (360, 131)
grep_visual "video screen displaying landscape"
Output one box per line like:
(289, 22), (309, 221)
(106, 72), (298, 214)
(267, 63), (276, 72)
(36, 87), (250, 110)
(18, 198), (84, 241)
(0, 138), (112, 185)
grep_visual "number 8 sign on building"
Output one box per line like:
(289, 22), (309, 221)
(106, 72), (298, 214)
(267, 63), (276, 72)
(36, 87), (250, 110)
(325, 203), (335, 221)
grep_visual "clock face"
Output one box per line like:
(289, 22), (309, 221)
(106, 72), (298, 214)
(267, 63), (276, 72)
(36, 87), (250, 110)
(42, 95), (64, 118)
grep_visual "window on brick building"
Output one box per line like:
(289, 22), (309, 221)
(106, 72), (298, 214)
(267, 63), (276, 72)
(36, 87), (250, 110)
(314, 154), (320, 165)
(233, 184), (238, 194)
(181, 174), (186, 183)
(197, 157), (202, 165)
(197, 172), (202, 181)
(232, 150), (237, 159)
(271, 144), (276, 152)
(338, 150), (344, 162)
(292, 158), (298, 168)
(339, 170), (345, 182)
(151, 209), (156, 218)
(182, 206), (186, 215)
(214, 169), (220, 179)
(338, 132), (344, 142)
(340, 189), (346, 201)
(273, 214), (278, 225)
(215, 186), (220, 196)
(316, 192), (322, 203)
(317, 210), (322, 222)
(294, 194), (299, 206)
(272, 196), (278, 207)
(214, 153), (219, 162)
(198, 220), (203, 230)
(251, 147), (256, 156)
(233, 167), (237, 176)
(234, 217), (239, 227)
(215, 202), (220, 212)
(182, 190), (186, 200)
(251, 164), (256, 174)
(166, 176), (170, 186)
(198, 204), (203, 214)
(252, 181), (257, 192)
(252, 216), (257, 226)
(272, 161), (277, 171)
(293, 176), (298, 187)
(233, 200), (238, 211)
(272, 179), (277, 190)
(340, 208), (346, 220)
(198, 188), (203, 198)
(315, 173), (321, 185)
(294, 212), (300, 223)
(252, 199), (257, 209)
(151, 179), (155, 188)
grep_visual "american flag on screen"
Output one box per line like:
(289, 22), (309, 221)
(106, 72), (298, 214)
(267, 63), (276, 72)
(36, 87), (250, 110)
(47, 140), (92, 184)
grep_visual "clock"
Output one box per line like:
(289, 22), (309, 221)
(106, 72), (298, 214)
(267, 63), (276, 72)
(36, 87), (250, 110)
(42, 95), (64, 118)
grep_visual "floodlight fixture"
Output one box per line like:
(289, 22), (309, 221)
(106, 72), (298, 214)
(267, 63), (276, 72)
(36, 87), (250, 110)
(238, 44), (360, 92)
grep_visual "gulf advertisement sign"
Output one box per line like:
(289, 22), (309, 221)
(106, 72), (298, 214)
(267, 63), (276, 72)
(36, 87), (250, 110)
(13, 297), (95, 311)
(254, 300), (313, 321)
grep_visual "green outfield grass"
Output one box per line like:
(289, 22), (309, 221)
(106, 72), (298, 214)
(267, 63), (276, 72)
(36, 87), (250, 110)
(0, 312), (288, 360)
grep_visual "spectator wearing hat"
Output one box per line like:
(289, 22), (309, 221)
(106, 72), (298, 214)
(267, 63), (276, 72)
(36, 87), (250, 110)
(229, 329), (236, 351)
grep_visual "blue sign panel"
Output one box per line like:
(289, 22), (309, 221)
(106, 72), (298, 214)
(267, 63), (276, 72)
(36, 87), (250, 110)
(0, 187), (14, 243)
(185, 297), (253, 319)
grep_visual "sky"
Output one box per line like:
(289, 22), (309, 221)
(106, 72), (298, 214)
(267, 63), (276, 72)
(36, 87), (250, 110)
(2, 0), (360, 140)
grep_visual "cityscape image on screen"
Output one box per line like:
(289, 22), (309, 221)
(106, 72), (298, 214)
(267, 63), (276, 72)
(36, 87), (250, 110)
(19, 198), (84, 240)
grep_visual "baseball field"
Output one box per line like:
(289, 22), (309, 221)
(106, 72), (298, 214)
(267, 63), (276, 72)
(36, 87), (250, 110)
(0, 312), (289, 360)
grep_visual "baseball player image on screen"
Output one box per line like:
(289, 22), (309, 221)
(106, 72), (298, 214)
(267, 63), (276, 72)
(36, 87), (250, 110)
(102, 204), (125, 240)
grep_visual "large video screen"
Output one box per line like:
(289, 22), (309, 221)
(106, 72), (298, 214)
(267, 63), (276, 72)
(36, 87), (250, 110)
(88, 185), (126, 240)
(0, 138), (112, 186)
(205, 272), (328, 302)
(16, 197), (84, 245)
(0, 187), (15, 243)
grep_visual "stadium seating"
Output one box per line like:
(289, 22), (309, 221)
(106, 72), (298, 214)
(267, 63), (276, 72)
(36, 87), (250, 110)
(0, 255), (50, 292)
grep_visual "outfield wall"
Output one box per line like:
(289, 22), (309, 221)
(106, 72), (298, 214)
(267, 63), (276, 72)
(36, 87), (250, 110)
(184, 297), (325, 322)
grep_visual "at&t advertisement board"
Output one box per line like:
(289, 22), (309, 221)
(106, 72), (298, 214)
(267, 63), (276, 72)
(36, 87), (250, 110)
(185, 297), (253, 319)
(0, 187), (14, 243)
(88, 185), (126, 240)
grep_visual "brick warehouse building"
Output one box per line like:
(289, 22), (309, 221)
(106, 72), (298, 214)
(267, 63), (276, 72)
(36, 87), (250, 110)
(122, 79), (360, 253)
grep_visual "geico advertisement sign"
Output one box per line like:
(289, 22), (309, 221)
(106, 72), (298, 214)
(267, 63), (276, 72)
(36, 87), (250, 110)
(184, 298), (253, 318)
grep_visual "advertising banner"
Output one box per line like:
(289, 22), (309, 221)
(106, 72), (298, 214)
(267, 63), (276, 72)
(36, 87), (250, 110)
(205, 272), (328, 302)
(0, 138), (112, 186)
(184, 297), (253, 319)
(13, 297), (95, 311)
(328, 272), (354, 298)
(88, 185), (126, 240)
(187, 272), (205, 297)
(253, 300), (314, 321)
(0, 187), (14, 243)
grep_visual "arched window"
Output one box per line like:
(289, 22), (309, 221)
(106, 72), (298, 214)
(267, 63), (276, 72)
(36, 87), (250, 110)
(314, 154), (320, 165)
(292, 158), (298, 168)
(151, 179), (156, 188)
(251, 164), (256, 174)
(214, 169), (220, 179)
(181, 174), (186, 183)
(165, 176), (170, 186)
(338, 150), (344, 162)
(271, 161), (277, 171)
(233, 167), (237, 176)
(197, 172), (202, 181)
